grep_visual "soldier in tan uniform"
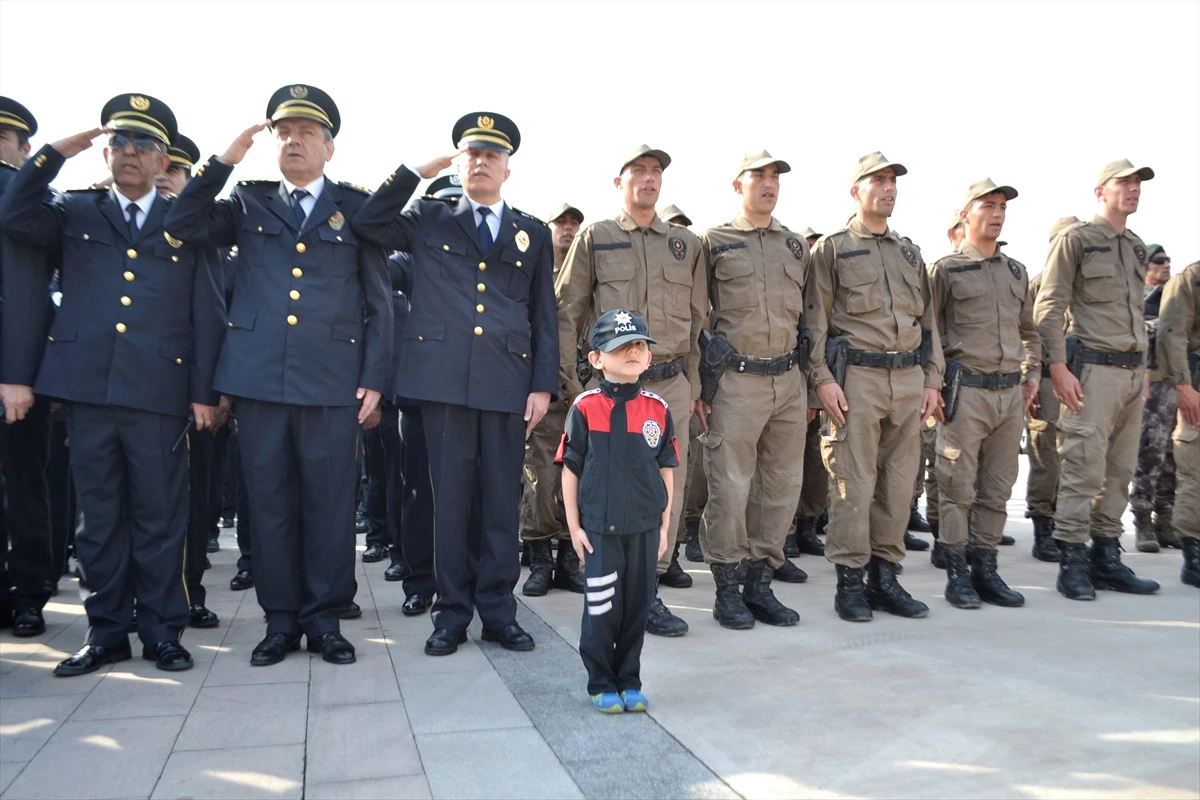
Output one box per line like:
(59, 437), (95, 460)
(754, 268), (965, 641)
(806, 152), (944, 622)
(1024, 216), (1082, 562)
(1156, 262), (1200, 586)
(1034, 159), (1160, 600)
(556, 145), (707, 636)
(520, 203), (587, 596)
(697, 150), (809, 629)
(928, 180), (1039, 609)
(660, 204), (693, 228)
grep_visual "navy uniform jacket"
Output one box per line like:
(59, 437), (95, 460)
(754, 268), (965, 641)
(388, 251), (418, 407)
(351, 169), (557, 415)
(0, 161), (57, 386)
(164, 157), (391, 407)
(0, 146), (224, 415)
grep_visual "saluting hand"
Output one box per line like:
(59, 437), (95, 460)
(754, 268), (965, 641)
(356, 388), (382, 425)
(414, 149), (466, 180)
(51, 127), (112, 159)
(0, 384), (35, 423)
(1049, 363), (1083, 413)
(218, 121), (271, 167)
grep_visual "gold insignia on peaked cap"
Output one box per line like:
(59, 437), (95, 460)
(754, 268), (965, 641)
(290, 85), (309, 99)
(266, 84), (340, 137)
(130, 95), (151, 111)
(102, 93), (177, 145)
(452, 112), (520, 154)
(516, 230), (530, 252)
(478, 115), (494, 129)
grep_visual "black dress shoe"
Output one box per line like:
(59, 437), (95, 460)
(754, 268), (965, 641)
(307, 632), (356, 664)
(206, 536), (220, 553)
(425, 628), (467, 656)
(219, 516), (235, 528)
(55, 643), (132, 676)
(402, 593), (432, 616)
(999, 534), (1015, 546)
(12, 609), (46, 637)
(229, 569), (254, 591)
(188, 605), (220, 629)
(481, 623), (535, 652)
(334, 602), (362, 620)
(251, 632), (301, 666)
(384, 562), (406, 581)
(203, 556), (212, 570)
(904, 531), (931, 551)
(143, 640), (194, 671)
(362, 542), (388, 563)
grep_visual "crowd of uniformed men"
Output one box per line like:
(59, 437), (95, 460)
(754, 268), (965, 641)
(0, 87), (1197, 677)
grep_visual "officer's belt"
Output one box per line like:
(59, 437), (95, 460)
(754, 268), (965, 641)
(1079, 347), (1142, 369)
(728, 348), (804, 377)
(643, 356), (684, 383)
(958, 370), (1022, 390)
(847, 348), (921, 370)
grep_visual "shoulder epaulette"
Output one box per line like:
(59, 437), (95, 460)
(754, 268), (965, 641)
(339, 181), (372, 196)
(511, 207), (547, 226)
(237, 179), (278, 187)
(65, 186), (107, 193)
(0, 160), (16, 171)
(639, 390), (669, 408)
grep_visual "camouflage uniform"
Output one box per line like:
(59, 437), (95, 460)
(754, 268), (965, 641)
(1130, 288), (1177, 524)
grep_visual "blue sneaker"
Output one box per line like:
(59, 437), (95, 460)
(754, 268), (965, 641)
(620, 689), (648, 712)
(591, 692), (625, 713)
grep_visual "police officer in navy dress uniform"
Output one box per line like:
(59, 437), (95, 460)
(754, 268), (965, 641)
(352, 113), (558, 656)
(0, 93), (226, 675)
(164, 85), (391, 667)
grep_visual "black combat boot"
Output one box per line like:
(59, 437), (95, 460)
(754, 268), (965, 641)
(969, 548), (1025, 606)
(907, 502), (932, 533)
(553, 542), (586, 593)
(520, 541), (531, 567)
(742, 561), (799, 626)
(929, 522), (946, 569)
(659, 542), (693, 588)
(1134, 509), (1158, 553)
(773, 558), (808, 583)
(866, 556), (929, 618)
(1088, 537), (1160, 594)
(646, 587), (689, 636)
(734, 559), (748, 585)
(710, 563), (754, 629)
(684, 520), (704, 562)
(1181, 537), (1200, 588)
(833, 564), (872, 622)
(783, 533), (801, 558)
(1031, 516), (1060, 562)
(1155, 509), (1180, 548)
(794, 516), (825, 556)
(1056, 540), (1095, 600)
(943, 548), (981, 609)
(815, 511), (828, 536)
(521, 540), (554, 596)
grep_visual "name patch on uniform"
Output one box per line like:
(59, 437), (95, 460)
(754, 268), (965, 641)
(669, 237), (687, 261)
(837, 249), (870, 259)
(947, 263), (981, 274)
(1082, 245), (1112, 254)
(328, 211), (345, 231)
(786, 237), (804, 259)
(516, 230), (530, 252)
(594, 242), (633, 251)
(1008, 259), (1022, 279)
(710, 242), (746, 255)
(900, 245), (917, 267)
(1133, 245), (1146, 266)
(642, 419), (661, 448)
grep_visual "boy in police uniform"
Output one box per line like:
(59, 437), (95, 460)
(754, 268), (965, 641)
(558, 309), (678, 713)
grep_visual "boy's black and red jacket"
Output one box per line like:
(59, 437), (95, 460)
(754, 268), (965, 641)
(556, 379), (679, 536)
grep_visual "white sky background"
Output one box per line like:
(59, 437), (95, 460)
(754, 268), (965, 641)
(1, 0), (1197, 273)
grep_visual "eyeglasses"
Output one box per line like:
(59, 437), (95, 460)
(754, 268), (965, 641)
(109, 133), (165, 155)
(1150, 256), (1170, 265)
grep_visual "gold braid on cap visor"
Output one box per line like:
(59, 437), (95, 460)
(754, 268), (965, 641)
(106, 111), (169, 143)
(458, 127), (512, 151)
(270, 100), (333, 129)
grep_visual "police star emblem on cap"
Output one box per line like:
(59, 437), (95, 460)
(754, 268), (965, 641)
(101, 93), (177, 145)
(290, 85), (309, 99)
(266, 84), (340, 138)
(130, 95), (151, 111)
(615, 311), (633, 325)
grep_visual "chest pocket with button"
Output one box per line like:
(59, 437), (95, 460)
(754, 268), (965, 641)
(662, 258), (694, 319)
(713, 246), (756, 311)
(501, 245), (530, 299)
(949, 266), (992, 326)
(837, 257), (881, 315)
(1079, 250), (1122, 304)
(893, 258), (925, 317)
(593, 242), (636, 312)
(238, 215), (283, 263)
(782, 257), (806, 313)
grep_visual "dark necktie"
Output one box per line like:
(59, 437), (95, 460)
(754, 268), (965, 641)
(291, 188), (309, 226)
(477, 206), (494, 252)
(126, 203), (140, 239)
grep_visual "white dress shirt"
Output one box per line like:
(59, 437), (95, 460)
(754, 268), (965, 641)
(281, 175), (326, 218)
(467, 197), (504, 241)
(113, 186), (158, 229)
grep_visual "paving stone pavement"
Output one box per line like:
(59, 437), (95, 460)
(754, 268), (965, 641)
(1, 462), (1198, 799)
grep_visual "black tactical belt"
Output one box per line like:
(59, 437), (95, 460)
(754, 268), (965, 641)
(959, 370), (1022, 390)
(643, 356), (684, 383)
(729, 348), (805, 377)
(1080, 348), (1143, 368)
(847, 348), (921, 370)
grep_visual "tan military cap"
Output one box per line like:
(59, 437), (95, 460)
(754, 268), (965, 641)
(735, 149), (791, 179)
(1048, 216), (1081, 241)
(620, 145), (671, 173)
(850, 151), (907, 185)
(800, 226), (821, 239)
(546, 202), (584, 225)
(660, 204), (692, 226)
(1096, 159), (1154, 187)
(947, 209), (963, 231)
(960, 178), (1018, 211)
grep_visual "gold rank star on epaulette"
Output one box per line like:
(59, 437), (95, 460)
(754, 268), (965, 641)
(338, 181), (372, 195)
(511, 207), (547, 226)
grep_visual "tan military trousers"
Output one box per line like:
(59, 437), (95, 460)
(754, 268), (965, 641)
(520, 399), (570, 541)
(797, 417), (828, 518)
(822, 365), (924, 567)
(935, 385), (1024, 550)
(913, 423), (939, 521)
(1025, 375), (1060, 518)
(1054, 364), (1144, 543)
(1171, 411), (1199, 541)
(645, 371), (691, 573)
(681, 413), (707, 529)
(701, 369), (807, 568)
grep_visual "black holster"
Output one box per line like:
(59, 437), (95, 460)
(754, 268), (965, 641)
(1065, 336), (1084, 380)
(825, 337), (849, 389)
(699, 329), (735, 404)
(797, 327), (813, 371)
(919, 329), (932, 366)
(575, 345), (594, 388)
(1189, 351), (1200, 391)
(942, 359), (963, 423)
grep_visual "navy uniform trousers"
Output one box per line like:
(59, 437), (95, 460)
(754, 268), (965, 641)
(397, 406), (435, 598)
(185, 428), (216, 607)
(0, 396), (58, 616)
